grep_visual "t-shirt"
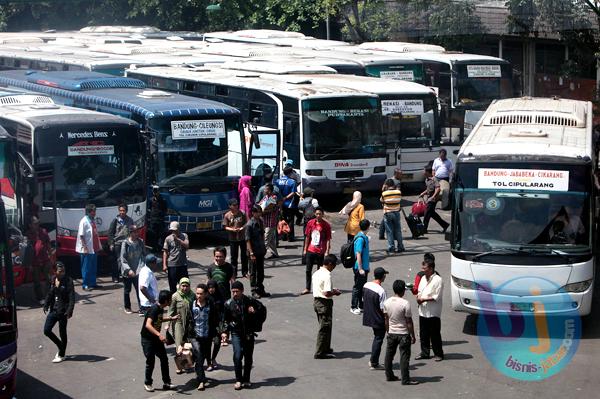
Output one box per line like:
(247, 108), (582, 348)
(353, 232), (369, 271)
(245, 217), (266, 257)
(362, 281), (386, 328)
(381, 189), (402, 213)
(207, 263), (234, 299)
(138, 265), (158, 307)
(223, 210), (247, 242)
(163, 232), (188, 267)
(140, 303), (164, 341)
(383, 296), (412, 335)
(432, 157), (453, 179)
(312, 267), (332, 299)
(275, 175), (298, 209)
(304, 219), (331, 255)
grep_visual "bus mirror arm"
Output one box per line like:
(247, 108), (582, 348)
(252, 131), (261, 149)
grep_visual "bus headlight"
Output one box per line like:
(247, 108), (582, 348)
(0, 354), (16, 375)
(559, 279), (593, 293)
(452, 276), (489, 291)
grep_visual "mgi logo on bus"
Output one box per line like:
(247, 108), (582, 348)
(477, 276), (581, 381)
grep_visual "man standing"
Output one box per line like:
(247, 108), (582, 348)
(432, 149), (453, 209)
(139, 254), (160, 315)
(120, 226), (145, 314)
(108, 203), (134, 283)
(275, 165), (299, 241)
(43, 262), (74, 363)
(301, 207), (332, 295)
(414, 258), (444, 361)
(245, 206), (269, 299)
(27, 216), (51, 305)
(147, 186), (167, 253)
(140, 289), (178, 392)
(223, 281), (258, 391)
(351, 219), (371, 315)
(162, 221), (190, 293)
(207, 246), (236, 300)
(381, 179), (405, 254)
(384, 280), (418, 385)
(223, 198), (248, 278)
(258, 183), (279, 259)
(418, 166), (450, 234)
(312, 254), (341, 359)
(76, 203), (102, 291)
(363, 267), (388, 370)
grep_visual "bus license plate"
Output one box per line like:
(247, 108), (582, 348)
(196, 222), (212, 230)
(510, 302), (533, 312)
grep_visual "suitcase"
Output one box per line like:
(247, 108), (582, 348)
(401, 208), (426, 239)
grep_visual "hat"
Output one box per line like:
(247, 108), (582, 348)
(303, 187), (315, 196)
(179, 277), (190, 286)
(374, 267), (389, 280)
(145, 254), (158, 264)
(285, 159), (294, 166)
(231, 281), (244, 291)
(169, 221), (180, 231)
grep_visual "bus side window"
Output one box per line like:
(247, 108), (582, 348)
(283, 115), (300, 166)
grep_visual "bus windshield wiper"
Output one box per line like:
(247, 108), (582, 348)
(518, 246), (574, 263)
(471, 247), (529, 261)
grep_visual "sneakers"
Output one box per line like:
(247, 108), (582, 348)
(52, 353), (65, 363)
(369, 361), (384, 370)
(350, 308), (362, 315)
(124, 308), (133, 314)
(144, 384), (154, 392)
(162, 383), (176, 390)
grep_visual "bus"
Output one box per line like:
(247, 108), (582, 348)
(0, 128), (17, 227)
(127, 65), (387, 195)
(449, 97), (596, 315)
(0, 88), (145, 257)
(0, 70), (248, 233)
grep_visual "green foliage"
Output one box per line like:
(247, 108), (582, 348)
(337, 0), (399, 42)
(127, 0), (210, 31)
(505, 0), (538, 35)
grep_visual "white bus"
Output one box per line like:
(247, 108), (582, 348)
(450, 97), (596, 315)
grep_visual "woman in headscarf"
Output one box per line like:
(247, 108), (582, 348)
(205, 279), (226, 371)
(238, 175), (253, 217)
(340, 191), (365, 241)
(169, 276), (194, 374)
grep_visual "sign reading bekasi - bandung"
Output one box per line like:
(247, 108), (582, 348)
(467, 65), (502, 78)
(478, 168), (569, 191)
(171, 119), (225, 140)
(381, 99), (424, 116)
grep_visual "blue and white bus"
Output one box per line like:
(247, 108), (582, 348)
(0, 70), (248, 233)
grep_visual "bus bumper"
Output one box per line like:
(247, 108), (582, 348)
(56, 236), (110, 258)
(303, 174), (386, 195)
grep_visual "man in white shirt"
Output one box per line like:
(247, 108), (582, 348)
(76, 204), (102, 291)
(432, 149), (453, 209)
(312, 254), (341, 359)
(414, 258), (444, 361)
(139, 254), (160, 315)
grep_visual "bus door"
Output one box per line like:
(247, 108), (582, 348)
(246, 127), (281, 188)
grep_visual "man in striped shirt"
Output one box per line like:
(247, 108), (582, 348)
(380, 179), (405, 254)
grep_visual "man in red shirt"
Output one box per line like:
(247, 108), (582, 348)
(301, 207), (331, 295)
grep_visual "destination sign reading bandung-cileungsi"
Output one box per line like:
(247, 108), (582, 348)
(478, 168), (569, 191)
(171, 119), (225, 140)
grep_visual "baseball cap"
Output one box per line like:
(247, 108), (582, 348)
(374, 267), (389, 280)
(169, 221), (180, 231)
(145, 254), (158, 264)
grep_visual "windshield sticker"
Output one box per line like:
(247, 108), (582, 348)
(68, 142), (114, 156)
(478, 169), (569, 192)
(380, 70), (415, 81)
(171, 119), (225, 140)
(484, 197), (504, 215)
(382, 99), (424, 116)
(467, 65), (502, 78)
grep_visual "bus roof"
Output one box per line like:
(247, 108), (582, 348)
(459, 97), (593, 160)
(407, 51), (509, 65)
(357, 41), (446, 53)
(0, 70), (241, 119)
(203, 30), (350, 48)
(219, 59), (337, 75)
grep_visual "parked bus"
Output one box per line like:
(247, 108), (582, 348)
(0, 88), (145, 257)
(0, 70), (248, 233)
(449, 97), (596, 315)
(127, 65), (387, 194)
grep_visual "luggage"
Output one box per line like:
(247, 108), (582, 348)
(411, 200), (426, 217)
(401, 208), (425, 239)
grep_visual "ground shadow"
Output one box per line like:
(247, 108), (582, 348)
(66, 354), (110, 362)
(333, 350), (369, 359)
(268, 292), (300, 299)
(413, 375), (444, 384)
(442, 340), (469, 346)
(254, 376), (296, 388)
(17, 369), (74, 398)
(443, 353), (473, 360)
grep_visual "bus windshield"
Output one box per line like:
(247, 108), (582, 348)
(454, 62), (513, 109)
(453, 163), (592, 255)
(36, 125), (145, 208)
(381, 95), (437, 148)
(302, 97), (384, 160)
(150, 116), (244, 185)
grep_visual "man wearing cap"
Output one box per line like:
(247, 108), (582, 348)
(139, 254), (160, 315)
(120, 226), (145, 314)
(163, 221), (190, 293)
(312, 254), (341, 359)
(43, 262), (75, 363)
(362, 267), (388, 370)
(108, 203), (134, 283)
(223, 198), (248, 278)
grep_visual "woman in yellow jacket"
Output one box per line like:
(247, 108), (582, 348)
(340, 191), (365, 241)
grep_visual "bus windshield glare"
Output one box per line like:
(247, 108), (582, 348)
(149, 116), (243, 185)
(36, 125), (144, 208)
(454, 62), (513, 109)
(302, 97), (384, 160)
(381, 95), (437, 148)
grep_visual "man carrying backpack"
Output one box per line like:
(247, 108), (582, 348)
(351, 220), (371, 315)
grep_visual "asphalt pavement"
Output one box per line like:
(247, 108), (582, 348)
(13, 194), (600, 399)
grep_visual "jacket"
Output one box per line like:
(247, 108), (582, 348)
(120, 237), (146, 276)
(184, 297), (219, 340)
(169, 291), (193, 348)
(44, 276), (75, 316)
(108, 215), (134, 247)
(223, 295), (259, 336)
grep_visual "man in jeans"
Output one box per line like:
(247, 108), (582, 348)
(223, 198), (248, 278)
(381, 179), (405, 254)
(362, 267), (388, 370)
(245, 206), (269, 298)
(351, 219), (370, 315)
(108, 203), (134, 283)
(384, 280), (418, 385)
(301, 207), (331, 295)
(76, 203), (102, 291)
(162, 221), (190, 293)
(312, 254), (341, 359)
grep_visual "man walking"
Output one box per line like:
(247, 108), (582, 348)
(418, 166), (450, 234)
(381, 179), (405, 254)
(275, 165), (299, 241)
(223, 198), (248, 278)
(76, 203), (102, 291)
(432, 149), (453, 209)
(139, 254), (160, 315)
(245, 205), (269, 298)
(351, 219), (371, 315)
(43, 262), (74, 363)
(120, 226), (145, 314)
(414, 257), (444, 361)
(257, 183), (279, 259)
(207, 246), (235, 300)
(108, 203), (134, 283)
(301, 207), (331, 295)
(312, 254), (341, 359)
(162, 221), (190, 293)
(363, 267), (388, 369)
(140, 289), (178, 392)
(384, 280), (418, 385)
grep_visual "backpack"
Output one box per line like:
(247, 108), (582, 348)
(340, 235), (363, 269)
(303, 198), (316, 221)
(248, 299), (267, 333)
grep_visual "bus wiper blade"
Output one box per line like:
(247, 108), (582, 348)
(519, 247), (574, 263)
(471, 247), (527, 261)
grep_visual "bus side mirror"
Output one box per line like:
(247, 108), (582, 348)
(252, 131), (261, 149)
